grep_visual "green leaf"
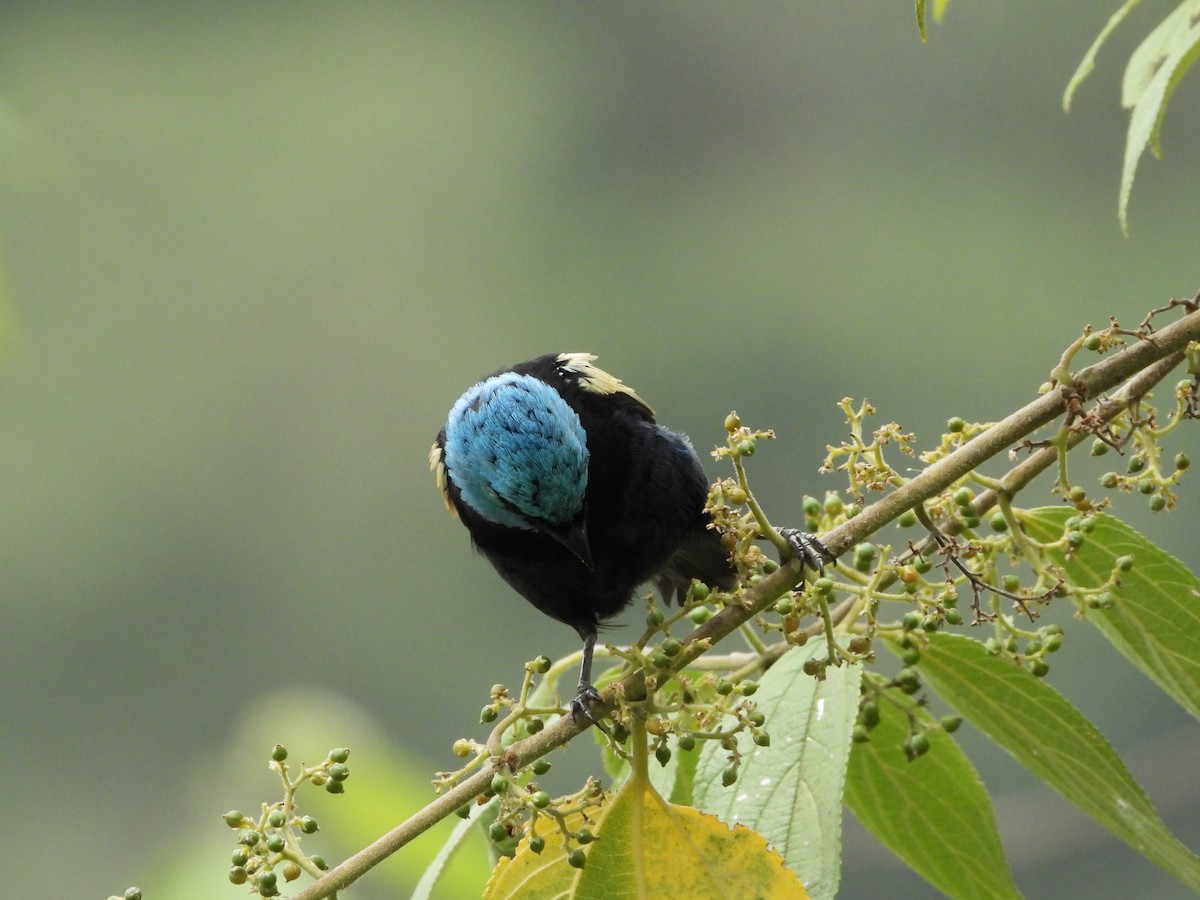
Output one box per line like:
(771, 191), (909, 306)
(918, 632), (1200, 892)
(1063, 0), (1145, 112)
(1118, 1), (1200, 232)
(1022, 508), (1200, 722)
(845, 671), (1021, 900)
(693, 642), (861, 900)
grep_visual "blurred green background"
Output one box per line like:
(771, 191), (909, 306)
(1, 3), (1197, 898)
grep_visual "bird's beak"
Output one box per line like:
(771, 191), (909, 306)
(548, 521), (594, 570)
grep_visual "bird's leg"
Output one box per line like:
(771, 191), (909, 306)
(570, 631), (604, 725)
(778, 528), (837, 575)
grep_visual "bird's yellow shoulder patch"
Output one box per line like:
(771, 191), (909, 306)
(556, 352), (653, 414)
(429, 440), (457, 516)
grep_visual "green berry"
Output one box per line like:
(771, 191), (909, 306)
(1127, 456), (1146, 473)
(860, 702), (881, 729)
(752, 731), (771, 747)
(740, 680), (759, 696)
(852, 725), (871, 743)
(661, 638), (682, 657)
(678, 734), (696, 752)
(902, 611), (921, 631)
(647, 608), (665, 627)
(854, 542), (877, 561)
(747, 710), (766, 727)
(489, 822), (509, 843)
(940, 715), (962, 733)
(455, 804), (471, 819)
(1091, 439), (1109, 456)
(717, 679), (734, 696)
(480, 706), (498, 723)
(725, 485), (748, 505)
(914, 559), (932, 574)
(898, 509), (918, 528)
(229, 868), (248, 885)
(901, 647), (920, 666)
(329, 762), (350, 782)
(238, 829), (259, 847)
(814, 577), (835, 595)
(1068, 485), (1087, 503)
(222, 810), (246, 829)
(124, 891), (143, 900)
(738, 439), (756, 456)
(953, 488), (972, 508)
(529, 835), (546, 854)
(267, 834), (285, 853)
(531, 654), (552, 673)
(568, 848), (587, 869)
(1177, 452), (1191, 471)
(652, 651), (671, 669)
(909, 733), (931, 756)
(526, 717), (544, 734)
(947, 416), (965, 433)
(231, 850), (249, 866)
(299, 816), (319, 834)
(1002, 574), (1020, 593)
(944, 609), (963, 626)
(848, 636), (871, 654)
(491, 773), (510, 794)
(690, 581), (711, 602)
(722, 767), (739, 787)
(531, 759), (552, 775)
(1115, 555), (1134, 572)
(311, 855), (328, 870)
(282, 862), (302, 882)
(1066, 530), (1084, 548)
(775, 597), (796, 615)
(1043, 634), (1063, 652)
(329, 747), (350, 764)
(271, 744), (288, 762)
(989, 512), (1008, 532)
(1150, 495), (1166, 512)
(689, 606), (711, 624)
(824, 494), (844, 516)
(576, 828), (595, 845)
(1030, 659), (1050, 677)
(1138, 478), (1155, 495)
(257, 872), (277, 891)
(1101, 471), (1120, 488)
(655, 743), (672, 766)
(724, 412), (741, 432)
(325, 780), (345, 794)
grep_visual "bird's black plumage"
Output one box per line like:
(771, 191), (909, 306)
(432, 352), (736, 717)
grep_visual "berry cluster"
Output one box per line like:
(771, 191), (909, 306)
(221, 744), (350, 895)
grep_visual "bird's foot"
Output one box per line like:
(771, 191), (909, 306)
(779, 528), (837, 575)
(569, 682), (605, 727)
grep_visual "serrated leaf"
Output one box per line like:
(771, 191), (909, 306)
(918, 632), (1200, 892)
(484, 776), (809, 899)
(1118, 1), (1200, 232)
(845, 673), (1021, 900)
(1121, 0), (1200, 108)
(692, 642), (861, 900)
(1022, 508), (1200, 722)
(1063, 0), (1145, 112)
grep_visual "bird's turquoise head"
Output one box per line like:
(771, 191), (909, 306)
(442, 372), (589, 531)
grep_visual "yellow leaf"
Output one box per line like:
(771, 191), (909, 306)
(485, 777), (809, 899)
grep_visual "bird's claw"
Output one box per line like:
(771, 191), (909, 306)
(779, 528), (836, 575)
(570, 683), (605, 726)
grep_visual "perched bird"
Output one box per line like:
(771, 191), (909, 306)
(431, 352), (829, 719)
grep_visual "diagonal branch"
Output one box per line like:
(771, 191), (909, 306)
(292, 306), (1200, 900)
